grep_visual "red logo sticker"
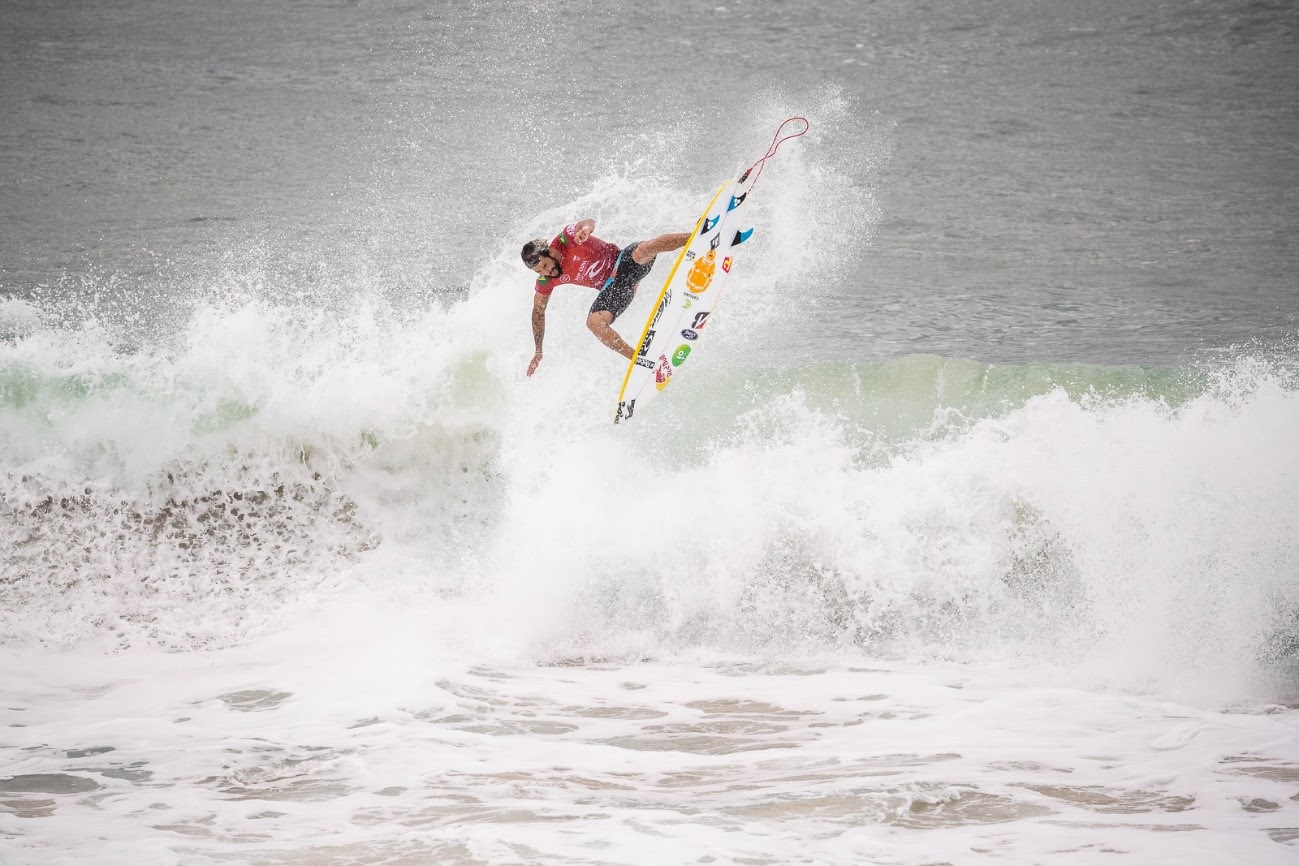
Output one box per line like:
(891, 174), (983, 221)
(654, 354), (673, 391)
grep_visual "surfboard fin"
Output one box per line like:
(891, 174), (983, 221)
(727, 192), (747, 211)
(702, 214), (720, 233)
(732, 227), (753, 246)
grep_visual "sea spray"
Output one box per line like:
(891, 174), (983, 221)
(491, 351), (1299, 701)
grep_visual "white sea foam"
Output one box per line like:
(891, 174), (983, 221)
(3, 222), (1298, 683)
(5, 264), (1297, 861)
(1, 647), (1295, 865)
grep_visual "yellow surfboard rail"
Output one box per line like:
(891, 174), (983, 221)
(614, 180), (732, 420)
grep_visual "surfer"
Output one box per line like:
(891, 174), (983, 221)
(521, 219), (690, 376)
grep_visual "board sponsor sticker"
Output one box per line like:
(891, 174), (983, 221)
(649, 290), (673, 327)
(654, 354), (673, 390)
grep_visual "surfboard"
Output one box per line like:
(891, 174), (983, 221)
(612, 171), (758, 424)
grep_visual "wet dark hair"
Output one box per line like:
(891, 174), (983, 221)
(521, 239), (551, 267)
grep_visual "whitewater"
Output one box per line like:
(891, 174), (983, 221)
(3, 0), (1299, 863)
(3, 234), (1297, 863)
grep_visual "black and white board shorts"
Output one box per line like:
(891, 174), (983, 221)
(589, 242), (655, 321)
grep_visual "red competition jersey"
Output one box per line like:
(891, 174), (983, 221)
(534, 224), (620, 296)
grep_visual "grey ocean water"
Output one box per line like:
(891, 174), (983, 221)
(3, 0), (1295, 362)
(3, 3), (1299, 865)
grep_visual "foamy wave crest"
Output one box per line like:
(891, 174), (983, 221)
(488, 353), (1299, 700)
(0, 295), (510, 649)
(4, 282), (1297, 707)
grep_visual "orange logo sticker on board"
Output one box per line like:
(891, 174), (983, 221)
(686, 250), (716, 294)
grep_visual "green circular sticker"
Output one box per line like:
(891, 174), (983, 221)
(671, 344), (691, 366)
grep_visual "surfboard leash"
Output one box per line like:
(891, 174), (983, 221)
(740, 116), (810, 186)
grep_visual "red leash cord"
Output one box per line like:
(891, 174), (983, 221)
(740, 116), (810, 185)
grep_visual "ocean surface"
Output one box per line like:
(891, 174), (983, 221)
(2, 0), (1298, 863)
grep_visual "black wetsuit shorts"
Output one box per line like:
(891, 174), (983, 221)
(589, 242), (654, 322)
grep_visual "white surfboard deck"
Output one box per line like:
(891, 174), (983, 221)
(613, 170), (757, 424)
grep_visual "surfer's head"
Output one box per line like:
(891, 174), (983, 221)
(521, 239), (561, 278)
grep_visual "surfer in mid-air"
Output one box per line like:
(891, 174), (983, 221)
(521, 219), (690, 376)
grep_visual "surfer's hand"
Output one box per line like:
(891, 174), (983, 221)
(526, 351), (543, 377)
(574, 222), (593, 244)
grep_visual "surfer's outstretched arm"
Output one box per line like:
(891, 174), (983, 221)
(573, 219), (595, 244)
(527, 293), (549, 377)
(632, 232), (691, 265)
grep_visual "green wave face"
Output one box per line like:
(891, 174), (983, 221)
(681, 355), (1210, 442)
